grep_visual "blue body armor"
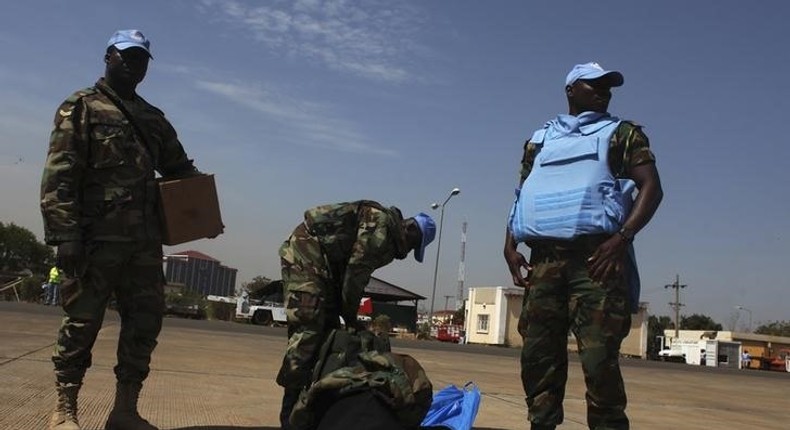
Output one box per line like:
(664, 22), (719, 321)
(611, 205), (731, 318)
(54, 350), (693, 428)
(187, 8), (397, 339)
(509, 118), (634, 241)
(509, 116), (642, 312)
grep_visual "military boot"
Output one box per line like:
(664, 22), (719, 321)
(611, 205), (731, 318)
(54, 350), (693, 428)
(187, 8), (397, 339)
(50, 383), (81, 430)
(104, 382), (158, 430)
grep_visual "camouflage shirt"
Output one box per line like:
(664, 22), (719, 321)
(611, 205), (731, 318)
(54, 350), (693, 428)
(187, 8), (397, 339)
(517, 121), (656, 184)
(302, 201), (410, 318)
(40, 78), (197, 245)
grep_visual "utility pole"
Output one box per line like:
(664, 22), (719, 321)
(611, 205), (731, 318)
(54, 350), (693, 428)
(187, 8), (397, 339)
(456, 221), (467, 311)
(665, 274), (687, 340)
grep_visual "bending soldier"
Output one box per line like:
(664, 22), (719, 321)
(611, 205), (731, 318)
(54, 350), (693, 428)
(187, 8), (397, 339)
(277, 200), (436, 429)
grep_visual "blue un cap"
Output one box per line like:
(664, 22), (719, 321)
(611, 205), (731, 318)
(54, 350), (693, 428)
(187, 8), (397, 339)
(107, 30), (152, 58)
(565, 62), (623, 87)
(412, 212), (436, 263)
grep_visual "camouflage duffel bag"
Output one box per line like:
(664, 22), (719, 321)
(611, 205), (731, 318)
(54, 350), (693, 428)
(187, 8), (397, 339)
(290, 328), (433, 430)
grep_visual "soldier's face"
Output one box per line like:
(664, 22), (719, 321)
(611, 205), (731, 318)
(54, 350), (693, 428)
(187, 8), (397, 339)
(405, 220), (422, 251)
(105, 47), (149, 85)
(567, 78), (612, 114)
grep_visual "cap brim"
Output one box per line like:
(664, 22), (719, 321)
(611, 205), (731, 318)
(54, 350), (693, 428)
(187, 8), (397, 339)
(113, 43), (153, 58)
(584, 70), (624, 87)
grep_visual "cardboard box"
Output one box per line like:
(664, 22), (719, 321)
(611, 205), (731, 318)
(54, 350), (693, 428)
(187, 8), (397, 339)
(157, 174), (224, 246)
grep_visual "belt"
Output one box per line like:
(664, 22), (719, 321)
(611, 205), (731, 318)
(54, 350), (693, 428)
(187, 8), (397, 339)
(527, 234), (610, 259)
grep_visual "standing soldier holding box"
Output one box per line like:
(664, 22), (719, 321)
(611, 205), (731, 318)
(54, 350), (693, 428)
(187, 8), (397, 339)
(40, 30), (202, 430)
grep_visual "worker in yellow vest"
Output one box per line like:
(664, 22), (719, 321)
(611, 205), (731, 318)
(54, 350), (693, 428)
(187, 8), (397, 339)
(46, 266), (62, 306)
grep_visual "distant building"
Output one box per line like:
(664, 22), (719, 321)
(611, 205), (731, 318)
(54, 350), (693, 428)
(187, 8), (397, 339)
(164, 250), (237, 297)
(662, 329), (790, 370)
(464, 286), (650, 358)
(363, 277), (426, 333)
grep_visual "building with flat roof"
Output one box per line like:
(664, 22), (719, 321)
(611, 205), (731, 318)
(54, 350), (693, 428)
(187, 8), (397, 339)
(164, 250), (237, 297)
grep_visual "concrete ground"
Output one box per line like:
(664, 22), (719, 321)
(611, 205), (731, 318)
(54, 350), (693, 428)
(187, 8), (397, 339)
(1, 302), (788, 430)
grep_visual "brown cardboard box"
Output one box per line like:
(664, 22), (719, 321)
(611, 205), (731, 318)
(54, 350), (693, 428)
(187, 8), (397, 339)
(157, 174), (224, 246)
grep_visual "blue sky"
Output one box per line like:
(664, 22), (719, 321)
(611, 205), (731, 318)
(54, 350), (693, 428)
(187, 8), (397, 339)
(1, 1), (788, 327)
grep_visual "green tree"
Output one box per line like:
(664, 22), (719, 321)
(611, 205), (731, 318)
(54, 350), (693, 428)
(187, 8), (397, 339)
(0, 222), (54, 274)
(754, 320), (790, 337)
(242, 275), (272, 294)
(453, 303), (465, 325)
(680, 314), (722, 331)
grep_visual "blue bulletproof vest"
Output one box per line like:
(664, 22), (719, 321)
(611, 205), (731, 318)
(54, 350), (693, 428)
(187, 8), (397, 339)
(509, 118), (634, 241)
(508, 117), (642, 313)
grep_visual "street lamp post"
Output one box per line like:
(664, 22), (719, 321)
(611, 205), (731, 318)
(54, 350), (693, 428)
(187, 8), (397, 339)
(428, 187), (460, 326)
(735, 305), (753, 332)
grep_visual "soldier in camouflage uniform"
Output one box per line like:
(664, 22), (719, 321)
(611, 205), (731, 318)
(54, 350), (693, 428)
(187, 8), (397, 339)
(40, 30), (201, 430)
(504, 63), (663, 430)
(276, 200), (436, 429)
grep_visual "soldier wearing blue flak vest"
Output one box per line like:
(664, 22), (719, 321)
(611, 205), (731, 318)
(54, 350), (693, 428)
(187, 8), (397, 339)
(504, 62), (663, 430)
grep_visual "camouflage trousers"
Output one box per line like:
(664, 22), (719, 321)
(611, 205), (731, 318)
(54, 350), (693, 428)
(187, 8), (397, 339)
(518, 236), (631, 430)
(53, 240), (165, 385)
(276, 223), (342, 391)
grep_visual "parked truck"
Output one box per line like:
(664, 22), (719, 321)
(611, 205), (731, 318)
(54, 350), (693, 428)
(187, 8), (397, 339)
(234, 290), (287, 326)
(225, 290), (376, 327)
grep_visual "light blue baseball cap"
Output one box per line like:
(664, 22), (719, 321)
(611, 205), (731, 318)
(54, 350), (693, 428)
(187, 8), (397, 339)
(107, 29), (152, 58)
(565, 62), (623, 87)
(412, 212), (436, 263)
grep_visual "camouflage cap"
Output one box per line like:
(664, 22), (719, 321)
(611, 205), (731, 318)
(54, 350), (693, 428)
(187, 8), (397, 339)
(107, 29), (152, 58)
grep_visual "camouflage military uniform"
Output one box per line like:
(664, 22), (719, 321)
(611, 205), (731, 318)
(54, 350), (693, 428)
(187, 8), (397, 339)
(276, 201), (411, 428)
(516, 122), (655, 430)
(40, 78), (197, 386)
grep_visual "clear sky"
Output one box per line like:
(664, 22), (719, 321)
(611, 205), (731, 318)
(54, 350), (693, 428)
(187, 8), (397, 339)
(1, 1), (788, 327)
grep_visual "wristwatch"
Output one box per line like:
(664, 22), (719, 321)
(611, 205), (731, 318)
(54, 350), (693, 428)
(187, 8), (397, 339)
(618, 227), (635, 243)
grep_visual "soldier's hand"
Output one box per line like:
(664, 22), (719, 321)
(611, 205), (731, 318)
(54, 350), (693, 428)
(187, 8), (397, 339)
(587, 235), (627, 282)
(57, 241), (85, 277)
(504, 246), (531, 289)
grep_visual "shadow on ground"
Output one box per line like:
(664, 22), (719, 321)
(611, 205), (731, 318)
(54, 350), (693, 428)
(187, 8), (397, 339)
(170, 427), (505, 430)
(172, 427), (277, 430)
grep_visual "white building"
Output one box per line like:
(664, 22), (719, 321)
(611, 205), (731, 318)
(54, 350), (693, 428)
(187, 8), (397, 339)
(662, 330), (790, 370)
(465, 286), (523, 346)
(464, 286), (649, 358)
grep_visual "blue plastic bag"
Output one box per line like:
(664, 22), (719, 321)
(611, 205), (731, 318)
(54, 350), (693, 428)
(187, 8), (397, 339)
(420, 382), (481, 430)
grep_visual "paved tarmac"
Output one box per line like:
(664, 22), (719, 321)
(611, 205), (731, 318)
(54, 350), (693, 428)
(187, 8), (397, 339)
(1, 302), (788, 430)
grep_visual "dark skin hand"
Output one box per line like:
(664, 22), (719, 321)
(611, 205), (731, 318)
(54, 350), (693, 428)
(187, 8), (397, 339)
(504, 232), (530, 288)
(587, 162), (663, 282)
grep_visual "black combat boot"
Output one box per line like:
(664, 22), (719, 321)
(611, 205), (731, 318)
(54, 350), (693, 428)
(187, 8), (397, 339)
(105, 382), (158, 430)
